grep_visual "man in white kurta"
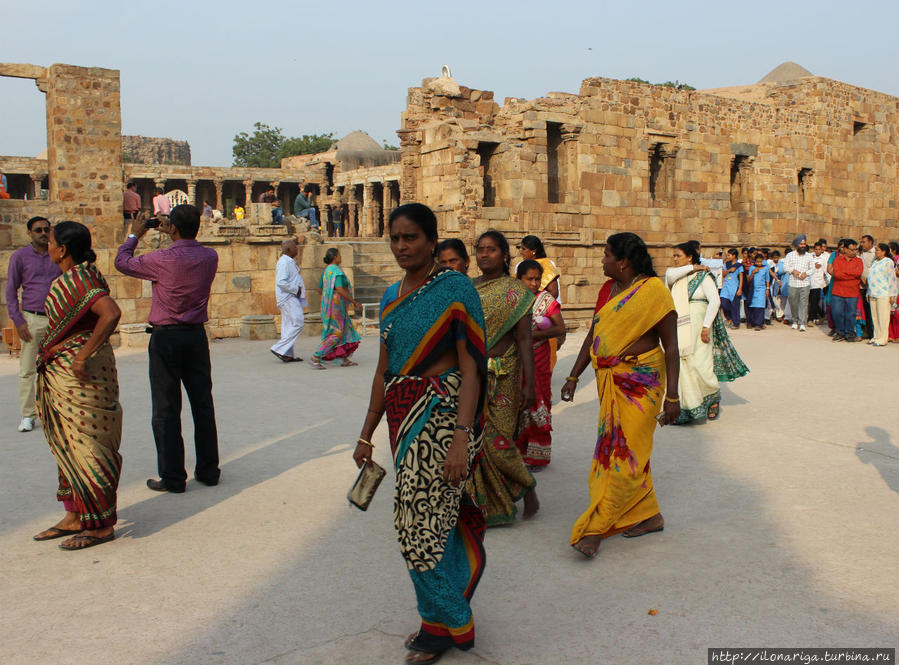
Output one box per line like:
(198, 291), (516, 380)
(271, 239), (307, 361)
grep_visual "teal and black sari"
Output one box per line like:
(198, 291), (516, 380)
(379, 267), (487, 654)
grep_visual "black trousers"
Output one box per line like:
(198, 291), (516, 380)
(808, 288), (824, 321)
(860, 288), (874, 338)
(149, 327), (219, 489)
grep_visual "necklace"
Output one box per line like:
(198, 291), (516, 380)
(611, 273), (641, 297)
(400, 261), (439, 297)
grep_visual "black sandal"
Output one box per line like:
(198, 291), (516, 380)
(707, 403), (720, 420)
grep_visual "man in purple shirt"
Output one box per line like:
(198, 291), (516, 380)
(6, 216), (61, 432)
(115, 204), (220, 493)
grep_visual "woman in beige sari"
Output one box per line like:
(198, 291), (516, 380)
(32, 222), (123, 551)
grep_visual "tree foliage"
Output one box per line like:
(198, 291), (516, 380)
(626, 77), (696, 91)
(232, 122), (335, 167)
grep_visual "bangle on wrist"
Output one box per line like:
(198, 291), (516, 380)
(565, 375), (579, 383)
(454, 424), (471, 433)
(664, 395), (680, 403)
(357, 438), (374, 448)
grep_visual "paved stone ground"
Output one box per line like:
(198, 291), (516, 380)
(1, 323), (897, 665)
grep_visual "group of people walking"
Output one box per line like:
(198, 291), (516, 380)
(716, 234), (899, 346)
(348, 206), (748, 664)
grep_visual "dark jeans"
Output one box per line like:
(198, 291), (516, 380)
(149, 326), (219, 489)
(831, 295), (857, 338)
(860, 288), (873, 338)
(721, 297), (740, 327)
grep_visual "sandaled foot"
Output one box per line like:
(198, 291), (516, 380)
(572, 535), (601, 558)
(33, 526), (82, 541)
(522, 488), (540, 519)
(404, 632), (419, 650)
(341, 359), (358, 367)
(622, 514), (664, 538)
(405, 648), (445, 664)
(707, 403), (720, 420)
(59, 531), (115, 551)
(308, 358), (326, 370)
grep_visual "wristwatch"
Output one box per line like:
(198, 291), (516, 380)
(127, 233), (138, 240)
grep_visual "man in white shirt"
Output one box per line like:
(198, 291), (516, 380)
(691, 240), (724, 287)
(270, 238), (307, 362)
(808, 240), (830, 324)
(782, 234), (816, 331)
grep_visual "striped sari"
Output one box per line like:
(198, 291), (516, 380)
(314, 263), (360, 361)
(37, 262), (122, 530)
(380, 268), (487, 654)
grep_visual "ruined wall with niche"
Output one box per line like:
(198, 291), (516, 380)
(397, 74), (899, 322)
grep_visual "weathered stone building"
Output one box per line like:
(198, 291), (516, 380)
(122, 135), (191, 166)
(396, 65), (899, 318)
(2, 60), (897, 337)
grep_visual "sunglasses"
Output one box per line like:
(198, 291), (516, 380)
(32, 227), (51, 234)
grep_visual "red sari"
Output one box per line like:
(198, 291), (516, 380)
(516, 290), (561, 468)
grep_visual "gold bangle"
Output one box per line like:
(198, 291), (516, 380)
(665, 396), (680, 403)
(565, 376), (579, 383)
(357, 438), (374, 448)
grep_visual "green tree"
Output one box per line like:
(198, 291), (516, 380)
(232, 124), (335, 167)
(383, 142), (400, 151)
(232, 122), (286, 168)
(279, 133), (335, 160)
(626, 77), (695, 91)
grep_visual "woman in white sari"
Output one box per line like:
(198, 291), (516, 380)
(665, 242), (748, 422)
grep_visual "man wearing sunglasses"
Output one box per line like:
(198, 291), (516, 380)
(5, 216), (61, 432)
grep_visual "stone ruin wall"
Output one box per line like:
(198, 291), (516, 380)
(122, 135), (191, 166)
(397, 75), (899, 321)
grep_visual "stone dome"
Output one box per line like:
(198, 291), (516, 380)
(758, 62), (813, 84)
(334, 131), (399, 169)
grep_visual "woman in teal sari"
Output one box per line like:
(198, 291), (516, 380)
(354, 203), (487, 665)
(310, 247), (361, 369)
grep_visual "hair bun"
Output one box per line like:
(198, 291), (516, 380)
(84, 249), (97, 263)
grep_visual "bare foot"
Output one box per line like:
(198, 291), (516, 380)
(572, 535), (601, 558)
(522, 487), (540, 519)
(622, 513), (665, 538)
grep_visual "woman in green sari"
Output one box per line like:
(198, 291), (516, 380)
(310, 247), (361, 369)
(354, 203), (487, 664)
(32, 222), (123, 551)
(466, 230), (540, 526)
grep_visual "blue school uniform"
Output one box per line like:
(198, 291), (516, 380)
(720, 262), (743, 301)
(747, 265), (770, 307)
(776, 260), (789, 298)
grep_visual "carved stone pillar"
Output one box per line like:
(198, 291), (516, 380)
(30, 173), (45, 200)
(381, 183), (391, 237)
(362, 183), (374, 236)
(397, 129), (422, 204)
(559, 123), (582, 205)
(243, 180), (253, 205)
(214, 179), (223, 210)
(187, 179), (197, 206)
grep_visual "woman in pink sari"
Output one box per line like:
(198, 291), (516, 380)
(515, 259), (565, 469)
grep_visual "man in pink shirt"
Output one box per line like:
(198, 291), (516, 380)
(123, 182), (141, 221)
(152, 187), (172, 216)
(115, 204), (220, 493)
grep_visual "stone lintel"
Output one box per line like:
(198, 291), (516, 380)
(0, 63), (48, 80)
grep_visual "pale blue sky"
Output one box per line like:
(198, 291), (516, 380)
(2, 0), (896, 166)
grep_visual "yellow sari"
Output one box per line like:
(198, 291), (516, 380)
(570, 277), (675, 544)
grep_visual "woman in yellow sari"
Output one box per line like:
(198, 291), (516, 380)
(467, 230), (540, 525)
(561, 233), (680, 559)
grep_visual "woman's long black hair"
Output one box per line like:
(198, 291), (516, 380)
(606, 232), (657, 276)
(477, 230), (511, 275)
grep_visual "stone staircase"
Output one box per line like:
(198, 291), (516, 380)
(343, 240), (403, 333)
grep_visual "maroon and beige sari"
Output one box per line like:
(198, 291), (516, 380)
(37, 262), (122, 530)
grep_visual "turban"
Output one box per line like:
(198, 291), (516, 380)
(792, 234), (807, 247)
